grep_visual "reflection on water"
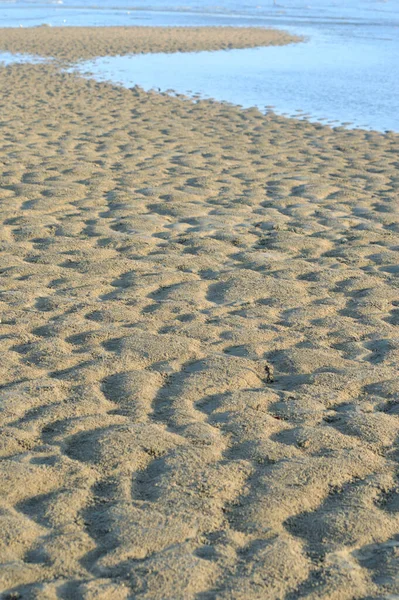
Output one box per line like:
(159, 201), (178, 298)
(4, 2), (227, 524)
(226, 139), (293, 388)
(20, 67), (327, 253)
(72, 27), (398, 132)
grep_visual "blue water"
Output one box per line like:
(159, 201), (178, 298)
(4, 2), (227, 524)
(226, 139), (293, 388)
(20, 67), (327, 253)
(0, 50), (47, 64)
(1, 0), (398, 131)
(0, 0), (397, 29)
(72, 30), (397, 131)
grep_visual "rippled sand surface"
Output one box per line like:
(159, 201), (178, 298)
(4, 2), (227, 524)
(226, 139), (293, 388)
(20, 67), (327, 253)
(1, 27), (399, 600)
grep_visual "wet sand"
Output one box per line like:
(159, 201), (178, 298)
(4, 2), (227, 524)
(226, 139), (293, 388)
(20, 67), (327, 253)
(1, 27), (399, 600)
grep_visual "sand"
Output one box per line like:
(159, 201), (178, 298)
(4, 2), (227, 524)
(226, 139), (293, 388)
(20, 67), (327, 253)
(0, 26), (399, 600)
(0, 26), (301, 62)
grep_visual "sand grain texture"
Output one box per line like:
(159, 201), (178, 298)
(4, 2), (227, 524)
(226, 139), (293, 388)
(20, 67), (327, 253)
(0, 28), (399, 599)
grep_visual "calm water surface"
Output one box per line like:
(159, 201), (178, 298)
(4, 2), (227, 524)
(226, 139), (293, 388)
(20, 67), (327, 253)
(0, 0), (397, 29)
(72, 29), (397, 131)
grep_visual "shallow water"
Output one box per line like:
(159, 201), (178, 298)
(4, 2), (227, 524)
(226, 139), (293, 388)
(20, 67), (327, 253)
(0, 50), (47, 64)
(72, 23), (398, 132)
(0, 0), (397, 29)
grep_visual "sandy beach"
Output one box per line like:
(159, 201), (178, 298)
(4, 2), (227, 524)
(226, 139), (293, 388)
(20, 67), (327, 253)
(1, 26), (399, 599)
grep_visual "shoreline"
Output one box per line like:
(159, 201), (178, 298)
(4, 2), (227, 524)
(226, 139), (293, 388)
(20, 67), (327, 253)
(0, 26), (399, 600)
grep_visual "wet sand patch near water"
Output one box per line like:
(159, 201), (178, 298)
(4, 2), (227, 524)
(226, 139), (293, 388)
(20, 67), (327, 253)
(0, 26), (399, 600)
